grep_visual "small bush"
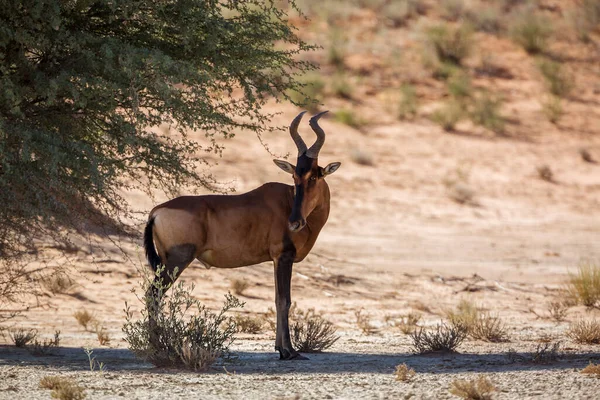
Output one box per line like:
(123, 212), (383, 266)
(449, 376), (496, 400)
(287, 73), (325, 113)
(230, 278), (249, 296)
(547, 301), (568, 322)
(509, 342), (561, 364)
(41, 271), (76, 295)
(538, 59), (573, 97)
(510, 8), (552, 54)
(410, 323), (466, 353)
(568, 0), (600, 42)
(95, 323), (111, 346)
(331, 72), (353, 99)
(327, 28), (347, 69)
(470, 91), (505, 133)
(441, 0), (465, 21)
(537, 165), (554, 182)
(350, 148), (375, 166)
(448, 182), (476, 205)
(582, 362), (600, 378)
(394, 363), (416, 382)
(425, 23), (473, 66)
(234, 314), (264, 334)
(384, 0), (425, 27)
(542, 96), (563, 124)
(29, 331), (61, 356)
(9, 328), (37, 347)
(432, 100), (464, 131)
(355, 309), (377, 335)
(123, 267), (243, 369)
(448, 72), (472, 102)
(333, 109), (365, 129)
(467, 5), (503, 33)
(396, 312), (422, 335)
(291, 308), (339, 352)
(178, 340), (220, 372)
(567, 261), (600, 307)
(73, 309), (95, 331)
(398, 84), (418, 120)
(39, 376), (85, 400)
(447, 300), (509, 342)
(567, 320), (600, 344)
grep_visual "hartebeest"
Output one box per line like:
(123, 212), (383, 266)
(143, 111), (340, 360)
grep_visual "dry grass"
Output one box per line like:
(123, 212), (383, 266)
(333, 109), (365, 129)
(470, 91), (505, 133)
(41, 271), (76, 295)
(547, 301), (568, 322)
(567, 320), (600, 344)
(542, 96), (563, 124)
(73, 309), (95, 331)
(397, 84), (419, 120)
(449, 376), (496, 400)
(538, 59), (573, 98)
(394, 363), (416, 382)
(447, 300), (509, 342)
(508, 342), (562, 364)
(230, 278), (249, 296)
(178, 340), (220, 372)
(509, 7), (552, 54)
(291, 308), (339, 352)
(234, 314), (264, 334)
(94, 323), (111, 346)
(424, 22), (473, 66)
(395, 312), (421, 334)
(39, 376), (86, 400)
(9, 327), (37, 347)
(582, 362), (600, 378)
(432, 100), (464, 131)
(29, 330), (61, 356)
(567, 261), (600, 307)
(410, 323), (466, 353)
(355, 309), (378, 335)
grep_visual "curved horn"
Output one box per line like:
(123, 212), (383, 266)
(289, 111), (307, 155)
(306, 110), (328, 159)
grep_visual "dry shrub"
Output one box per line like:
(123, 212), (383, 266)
(449, 182), (476, 205)
(537, 164), (554, 182)
(73, 309), (95, 331)
(449, 376), (496, 400)
(567, 261), (600, 307)
(394, 363), (416, 382)
(441, 0), (465, 21)
(39, 376), (85, 400)
(396, 312), (421, 335)
(94, 323), (111, 346)
(398, 84), (418, 120)
(447, 300), (509, 342)
(508, 342), (561, 364)
(467, 5), (503, 33)
(470, 91), (505, 133)
(582, 362), (600, 378)
(432, 100), (464, 131)
(178, 340), (220, 372)
(350, 148), (375, 167)
(567, 320), (600, 344)
(331, 72), (353, 99)
(542, 96), (563, 124)
(234, 314), (264, 334)
(123, 267), (243, 369)
(425, 22), (473, 66)
(567, 0), (600, 42)
(538, 59), (573, 98)
(291, 308), (339, 352)
(355, 309), (378, 335)
(9, 328), (37, 347)
(230, 278), (249, 296)
(41, 271), (76, 295)
(547, 301), (568, 322)
(509, 7), (552, 54)
(29, 331), (61, 356)
(410, 323), (466, 353)
(333, 109), (365, 129)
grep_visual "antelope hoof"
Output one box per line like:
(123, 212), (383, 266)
(277, 347), (309, 360)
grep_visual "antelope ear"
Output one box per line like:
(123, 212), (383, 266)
(273, 159), (295, 174)
(323, 162), (341, 176)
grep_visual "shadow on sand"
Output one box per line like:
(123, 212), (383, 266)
(1, 345), (598, 375)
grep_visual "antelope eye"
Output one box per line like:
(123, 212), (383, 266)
(309, 176), (316, 181)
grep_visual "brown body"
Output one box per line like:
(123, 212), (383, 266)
(144, 111), (340, 360)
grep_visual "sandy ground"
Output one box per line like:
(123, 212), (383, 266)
(1, 104), (600, 399)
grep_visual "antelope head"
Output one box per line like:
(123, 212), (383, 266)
(274, 111), (341, 232)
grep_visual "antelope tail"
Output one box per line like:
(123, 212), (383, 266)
(143, 217), (161, 272)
